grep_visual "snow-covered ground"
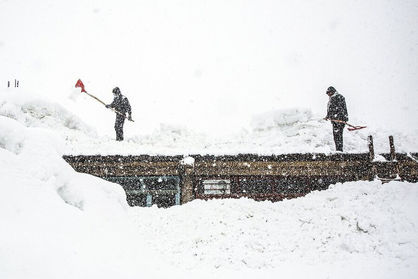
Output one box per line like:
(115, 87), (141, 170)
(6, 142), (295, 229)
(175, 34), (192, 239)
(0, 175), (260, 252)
(1, 89), (418, 278)
(133, 181), (418, 271)
(2, 89), (417, 156)
(1, 0), (418, 278)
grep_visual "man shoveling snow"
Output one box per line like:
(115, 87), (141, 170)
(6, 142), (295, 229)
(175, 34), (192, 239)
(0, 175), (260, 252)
(324, 86), (349, 152)
(75, 79), (133, 141)
(106, 87), (132, 141)
(324, 86), (367, 152)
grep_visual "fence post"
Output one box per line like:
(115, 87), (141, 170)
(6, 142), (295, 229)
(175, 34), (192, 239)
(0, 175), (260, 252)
(368, 135), (375, 161)
(368, 135), (376, 180)
(389, 136), (396, 161)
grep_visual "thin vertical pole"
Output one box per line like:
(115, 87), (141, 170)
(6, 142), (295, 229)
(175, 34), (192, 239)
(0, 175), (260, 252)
(368, 135), (375, 161)
(389, 136), (396, 161)
(368, 135), (376, 180)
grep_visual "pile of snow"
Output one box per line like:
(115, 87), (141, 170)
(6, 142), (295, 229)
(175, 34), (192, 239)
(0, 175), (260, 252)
(61, 105), (417, 156)
(0, 90), (96, 137)
(132, 180), (418, 271)
(0, 96), (164, 278)
(3, 90), (415, 156)
(251, 108), (314, 131)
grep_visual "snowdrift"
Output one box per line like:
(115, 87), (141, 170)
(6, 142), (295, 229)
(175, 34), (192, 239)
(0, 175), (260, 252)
(0, 90), (95, 136)
(0, 93), (163, 278)
(132, 181), (418, 270)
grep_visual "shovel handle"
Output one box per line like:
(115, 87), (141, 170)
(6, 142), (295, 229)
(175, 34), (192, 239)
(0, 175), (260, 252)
(108, 107), (134, 122)
(327, 119), (366, 131)
(85, 91), (134, 122)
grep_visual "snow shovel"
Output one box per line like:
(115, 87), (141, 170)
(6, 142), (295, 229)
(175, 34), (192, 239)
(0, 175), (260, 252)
(75, 79), (134, 122)
(327, 119), (366, 131)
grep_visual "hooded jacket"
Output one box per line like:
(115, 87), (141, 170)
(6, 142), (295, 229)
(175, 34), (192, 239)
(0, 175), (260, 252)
(109, 93), (131, 117)
(327, 93), (348, 122)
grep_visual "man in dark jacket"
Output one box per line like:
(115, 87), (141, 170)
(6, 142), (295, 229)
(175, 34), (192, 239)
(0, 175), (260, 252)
(324, 86), (348, 152)
(106, 87), (132, 141)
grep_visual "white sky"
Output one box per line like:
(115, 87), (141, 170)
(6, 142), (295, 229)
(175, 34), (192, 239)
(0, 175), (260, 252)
(1, 0), (417, 135)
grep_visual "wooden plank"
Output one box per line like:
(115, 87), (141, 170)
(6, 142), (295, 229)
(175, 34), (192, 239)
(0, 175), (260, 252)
(68, 161), (179, 176)
(191, 153), (370, 162)
(194, 160), (370, 176)
(399, 161), (418, 176)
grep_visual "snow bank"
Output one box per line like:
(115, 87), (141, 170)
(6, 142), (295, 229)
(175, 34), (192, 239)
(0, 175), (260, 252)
(251, 108), (314, 130)
(0, 96), (162, 279)
(63, 106), (417, 156)
(0, 90), (96, 136)
(3, 91), (416, 156)
(131, 180), (418, 273)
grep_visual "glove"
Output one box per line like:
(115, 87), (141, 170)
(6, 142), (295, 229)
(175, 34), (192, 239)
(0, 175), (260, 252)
(128, 115), (133, 121)
(105, 105), (110, 109)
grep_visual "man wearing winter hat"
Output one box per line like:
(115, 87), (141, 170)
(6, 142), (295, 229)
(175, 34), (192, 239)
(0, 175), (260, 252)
(324, 86), (348, 152)
(106, 87), (132, 141)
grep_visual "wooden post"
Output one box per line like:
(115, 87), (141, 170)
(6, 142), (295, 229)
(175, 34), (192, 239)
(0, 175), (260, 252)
(180, 164), (195, 204)
(368, 135), (376, 180)
(368, 135), (375, 161)
(389, 135), (400, 180)
(389, 136), (396, 161)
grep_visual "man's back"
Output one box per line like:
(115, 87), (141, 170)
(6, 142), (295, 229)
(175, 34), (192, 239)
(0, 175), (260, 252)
(327, 93), (348, 122)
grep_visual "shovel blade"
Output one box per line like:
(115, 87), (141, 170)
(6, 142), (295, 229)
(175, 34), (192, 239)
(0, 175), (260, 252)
(75, 79), (86, 93)
(348, 126), (367, 131)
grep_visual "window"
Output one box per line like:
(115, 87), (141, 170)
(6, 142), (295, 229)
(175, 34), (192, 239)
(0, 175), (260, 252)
(203, 179), (231, 195)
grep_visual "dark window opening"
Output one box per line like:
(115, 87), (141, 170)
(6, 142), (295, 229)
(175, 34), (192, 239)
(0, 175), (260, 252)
(104, 176), (180, 208)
